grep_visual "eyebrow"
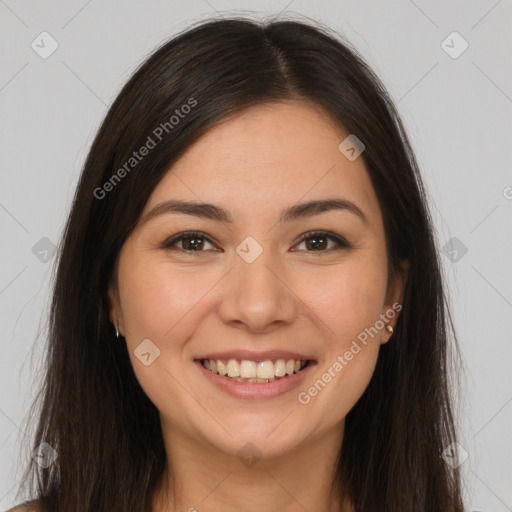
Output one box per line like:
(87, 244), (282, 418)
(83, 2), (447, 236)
(140, 198), (369, 226)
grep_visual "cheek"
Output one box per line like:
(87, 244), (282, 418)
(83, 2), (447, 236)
(116, 254), (211, 407)
(117, 252), (205, 342)
(299, 258), (388, 342)
(298, 265), (385, 418)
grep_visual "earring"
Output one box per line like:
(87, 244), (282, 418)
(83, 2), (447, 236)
(384, 324), (394, 341)
(114, 321), (120, 339)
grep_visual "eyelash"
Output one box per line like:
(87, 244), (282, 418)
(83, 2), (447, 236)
(161, 230), (350, 255)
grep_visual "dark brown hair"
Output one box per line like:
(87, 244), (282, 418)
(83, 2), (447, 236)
(14, 16), (465, 512)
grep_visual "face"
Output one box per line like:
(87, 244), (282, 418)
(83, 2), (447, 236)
(109, 100), (407, 459)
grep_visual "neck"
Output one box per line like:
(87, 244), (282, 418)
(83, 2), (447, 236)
(152, 419), (353, 512)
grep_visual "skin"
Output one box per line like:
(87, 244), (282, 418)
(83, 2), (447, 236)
(109, 100), (408, 512)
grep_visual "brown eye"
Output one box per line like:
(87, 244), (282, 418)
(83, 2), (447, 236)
(162, 232), (217, 252)
(293, 231), (350, 252)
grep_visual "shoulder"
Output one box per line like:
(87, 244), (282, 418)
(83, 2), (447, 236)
(5, 500), (42, 512)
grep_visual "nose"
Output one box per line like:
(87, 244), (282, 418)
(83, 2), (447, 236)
(217, 248), (299, 334)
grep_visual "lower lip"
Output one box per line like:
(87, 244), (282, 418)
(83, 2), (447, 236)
(194, 360), (316, 400)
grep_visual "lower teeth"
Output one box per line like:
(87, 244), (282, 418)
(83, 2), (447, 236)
(227, 376), (285, 383)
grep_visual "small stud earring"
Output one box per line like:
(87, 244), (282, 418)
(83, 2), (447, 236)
(384, 324), (394, 340)
(114, 322), (120, 339)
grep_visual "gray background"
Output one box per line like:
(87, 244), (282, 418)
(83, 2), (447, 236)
(1, 1), (511, 510)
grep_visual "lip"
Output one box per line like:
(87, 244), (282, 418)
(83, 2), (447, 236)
(194, 350), (315, 364)
(194, 359), (317, 400)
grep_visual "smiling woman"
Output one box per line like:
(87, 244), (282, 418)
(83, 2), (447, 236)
(12, 16), (465, 512)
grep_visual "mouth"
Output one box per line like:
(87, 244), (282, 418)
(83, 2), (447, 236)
(196, 357), (313, 384)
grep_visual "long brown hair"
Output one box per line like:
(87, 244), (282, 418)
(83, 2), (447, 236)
(14, 16), (465, 512)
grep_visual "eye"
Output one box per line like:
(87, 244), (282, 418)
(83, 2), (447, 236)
(161, 231), (218, 253)
(161, 230), (350, 255)
(292, 231), (350, 252)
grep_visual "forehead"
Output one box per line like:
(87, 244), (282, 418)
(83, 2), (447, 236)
(142, 101), (382, 226)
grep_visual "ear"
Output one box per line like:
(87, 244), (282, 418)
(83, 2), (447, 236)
(381, 259), (409, 344)
(107, 274), (125, 336)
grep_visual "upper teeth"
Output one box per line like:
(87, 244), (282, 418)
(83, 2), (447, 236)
(202, 359), (307, 379)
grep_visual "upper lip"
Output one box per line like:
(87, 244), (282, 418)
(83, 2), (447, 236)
(195, 350), (316, 363)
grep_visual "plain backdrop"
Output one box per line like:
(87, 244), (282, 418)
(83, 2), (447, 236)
(1, 1), (511, 510)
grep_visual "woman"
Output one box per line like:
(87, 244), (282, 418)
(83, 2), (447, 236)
(10, 16), (465, 512)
